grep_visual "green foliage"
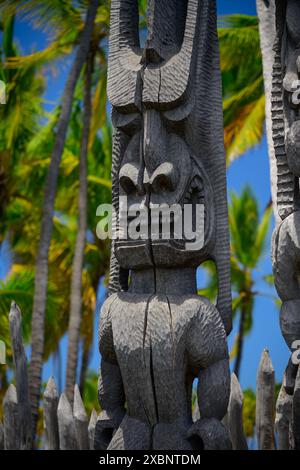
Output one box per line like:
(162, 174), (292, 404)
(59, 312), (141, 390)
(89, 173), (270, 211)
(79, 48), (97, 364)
(83, 370), (100, 416)
(229, 186), (272, 269)
(0, 3), (112, 392)
(243, 388), (256, 438)
(219, 15), (265, 163)
(200, 187), (273, 370)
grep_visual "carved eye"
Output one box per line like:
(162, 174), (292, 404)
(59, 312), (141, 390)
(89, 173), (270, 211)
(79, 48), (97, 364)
(111, 109), (141, 135)
(162, 97), (195, 129)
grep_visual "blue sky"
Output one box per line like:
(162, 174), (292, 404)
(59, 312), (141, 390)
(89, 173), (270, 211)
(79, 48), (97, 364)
(2, 0), (290, 392)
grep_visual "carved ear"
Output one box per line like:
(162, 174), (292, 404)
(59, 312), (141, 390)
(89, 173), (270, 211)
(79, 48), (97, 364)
(108, 128), (130, 294)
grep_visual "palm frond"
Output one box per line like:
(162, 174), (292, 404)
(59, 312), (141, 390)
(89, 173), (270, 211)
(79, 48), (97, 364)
(225, 93), (266, 163)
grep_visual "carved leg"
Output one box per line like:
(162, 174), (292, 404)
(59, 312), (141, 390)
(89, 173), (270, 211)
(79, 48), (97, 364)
(188, 359), (232, 450)
(95, 295), (126, 450)
(94, 360), (125, 450)
(108, 414), (151, 450)
(273, 213), (300, 395)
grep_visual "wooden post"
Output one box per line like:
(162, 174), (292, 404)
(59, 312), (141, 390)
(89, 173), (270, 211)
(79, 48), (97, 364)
(57, 393), (78, 450)
(293, 365), (300, 449)
(256, 349), (275, 450)
(3, 384), (20, 450)
(275, 378), (293, 450)
(73, 384), (89, 450)
(228, 373), (248, 450)
(44, 376), (59, 450)
(96, 0), (232, 450)
(88, 409), (97, 450)
(0, 420), (4, 450)
(9, 301), (32, 449)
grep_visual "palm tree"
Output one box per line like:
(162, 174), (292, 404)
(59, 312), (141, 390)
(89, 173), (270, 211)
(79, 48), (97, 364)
(230, 187), (272, 377)
(65, 54), (93, 404)
(218, 14), (265, 164)
(27, 0), (99, 434)
(200, 187), (273, 378)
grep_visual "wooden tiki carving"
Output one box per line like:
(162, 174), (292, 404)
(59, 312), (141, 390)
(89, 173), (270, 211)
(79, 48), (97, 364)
(272, 0), (300, 412)
(95, 0), (232, 450)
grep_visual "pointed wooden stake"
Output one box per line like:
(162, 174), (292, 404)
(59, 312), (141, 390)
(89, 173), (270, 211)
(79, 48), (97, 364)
(88, 409), (97, 450)
(275, 377), (293, 450)
(228, 373), (248, 449)
(293, 365), (300, 449)
(44, 376), (59, 450)
(256, 349), (275, 450)
(57, 393), (78, 450)
(9, 301), (32, 449)
(3, 384), (20, 450)
(0, 420), (4, 450)
(73, 384), (89, 449)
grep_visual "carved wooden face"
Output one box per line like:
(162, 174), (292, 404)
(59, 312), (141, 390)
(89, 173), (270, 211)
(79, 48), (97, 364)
(109, 0), (214, 269)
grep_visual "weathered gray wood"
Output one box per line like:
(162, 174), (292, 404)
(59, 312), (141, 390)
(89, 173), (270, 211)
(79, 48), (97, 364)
(256, 349), (275, 450)
(275, 378), (293, 450)
(227, 373), (248, 450)
(9, 301), (32, 449)
(88, 409), (97, 450)
(57, 393), (78, 450)
(269, 0), (300, 451)
(97, 0), (232, 450)
(293, 365), (300, 449)
(3, 384), (20, 450)
(0, 420), (4, 450)
(73, 384), (89, 450)
(256, 0), (278, 224)
(44, 376), (59, 450)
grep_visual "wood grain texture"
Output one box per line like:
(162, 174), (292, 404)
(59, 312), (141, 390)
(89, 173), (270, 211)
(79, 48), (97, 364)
(73, 384), (89, 450)
(97, 0), (231, 450)
(88, 409), (97, 450)
(227, 373), (248, 450)
(43, 376), (59, 450)
(9, 302), (32, 449)
(293, 365), (300, 449)
(57, 393), (78, 450)
(0, 420), (4, 450)
(276, 379), (293, 449)
(3, 384), (20, 450)
(270, 1), (300, 448)
(256, 349), (275, 450)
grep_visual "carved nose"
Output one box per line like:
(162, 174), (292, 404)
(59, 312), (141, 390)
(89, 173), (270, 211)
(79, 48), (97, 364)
(119, 163), (144, 195)
(144, 162), (177, 193)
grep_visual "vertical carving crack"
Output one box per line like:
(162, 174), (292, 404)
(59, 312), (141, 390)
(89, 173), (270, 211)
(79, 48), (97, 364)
(166, 294), (176, 370)
(149, 338), (159, 423)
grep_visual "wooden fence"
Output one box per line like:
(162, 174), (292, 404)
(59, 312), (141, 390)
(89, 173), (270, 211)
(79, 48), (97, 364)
(0, 302), (299, 450)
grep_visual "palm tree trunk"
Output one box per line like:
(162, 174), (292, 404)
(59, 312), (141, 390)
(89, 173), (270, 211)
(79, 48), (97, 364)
(256, 0), (278, 223)
(29, 0), (98, 437)
(79, 337), (91, 397)
(234, 305), (247, 379)
(65, 52), (93, 404)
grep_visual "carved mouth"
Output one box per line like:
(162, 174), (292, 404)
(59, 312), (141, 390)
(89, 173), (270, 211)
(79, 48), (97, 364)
(117, 175), (206, 247)
(167, 174), (206, 249)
